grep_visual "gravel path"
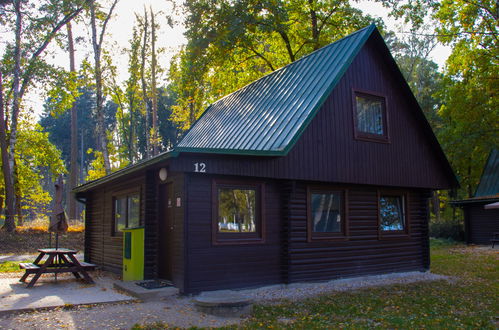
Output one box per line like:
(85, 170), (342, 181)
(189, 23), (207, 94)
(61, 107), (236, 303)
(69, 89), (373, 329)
(239, 271), (450, 303)
(0, 271), (451, 329)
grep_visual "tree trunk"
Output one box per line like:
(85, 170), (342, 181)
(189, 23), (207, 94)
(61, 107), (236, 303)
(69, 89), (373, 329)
(189, 100), (196, 128)
(278, 31), (295, 62)
(0, 72), (16, 232)
(140, 8), (150, 158)
(308, 0), (319, 50)
(67, 21), (79, 220)
(432, 190), (440, 221)
(1, 0), (22, 232)
(150, 7), (159, 156)
(90, 1), (112, 174)
(467, 161), (473, 198)
(14, 162), (23, 225)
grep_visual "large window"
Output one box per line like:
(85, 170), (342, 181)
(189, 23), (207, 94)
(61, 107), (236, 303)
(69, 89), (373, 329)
(213, 181), (264, 244)
(308, 188), (347, 241)
(113, 193), (140, 235)
(353, 91), (388, 142)
(378, 193), (407, 234)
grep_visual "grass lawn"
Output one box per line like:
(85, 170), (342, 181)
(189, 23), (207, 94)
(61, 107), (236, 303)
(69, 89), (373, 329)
(0, 260), (30, 273)
(235, 239), (498, 329)
(134, 239), (498, 329)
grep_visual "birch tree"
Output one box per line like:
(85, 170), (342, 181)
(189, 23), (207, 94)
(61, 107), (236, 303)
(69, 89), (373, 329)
(89, 0), (118, 174)
(0, 0), (91, 231)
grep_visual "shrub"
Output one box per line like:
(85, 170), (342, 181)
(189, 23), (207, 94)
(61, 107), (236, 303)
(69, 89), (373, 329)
(430, 216), (464, 241)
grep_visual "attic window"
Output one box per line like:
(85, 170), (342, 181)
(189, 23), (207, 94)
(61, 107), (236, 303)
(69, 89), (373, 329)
(353, 91), (388, 142)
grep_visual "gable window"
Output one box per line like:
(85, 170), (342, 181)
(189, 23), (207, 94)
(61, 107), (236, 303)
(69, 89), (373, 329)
(307, 188), (348, 241)
(353, 91), (388, 142)
(213, 181), (264, 244)
(378, 192), (409, 236)
(113, 193), (140, 235)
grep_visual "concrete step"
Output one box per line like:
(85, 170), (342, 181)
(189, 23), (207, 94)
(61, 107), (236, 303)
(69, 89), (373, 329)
(113, 280), (178, 301)
(193, 290), (253, 317)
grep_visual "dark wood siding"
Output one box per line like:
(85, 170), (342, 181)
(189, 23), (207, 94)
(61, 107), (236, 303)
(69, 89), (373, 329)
(171, 37), (453, 190)
(144, 171), (158, 279)
(184, 173), (282, 293)
(84, 190), (104, 266)
(83, 175), (147, 274)
(283, 183), (431, 282)
(464, 204), (499, 245)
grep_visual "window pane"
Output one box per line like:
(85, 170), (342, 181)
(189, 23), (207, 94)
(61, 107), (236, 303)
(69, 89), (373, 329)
(218, 188), (256, 233)
(356, 95), (384, 135)
(311, 192), (342, 233)
(115, 197), (127, 232)
(127, 194), (140, 228)
(380, 196), (404, 231)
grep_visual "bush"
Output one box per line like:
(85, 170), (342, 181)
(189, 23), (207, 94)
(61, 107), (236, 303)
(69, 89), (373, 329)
(430, 216), (464, 241)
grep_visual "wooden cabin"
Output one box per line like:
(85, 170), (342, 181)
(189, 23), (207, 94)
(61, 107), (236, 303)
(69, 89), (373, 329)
(74, 25), (457, 294)
(452, 149), (499, 245)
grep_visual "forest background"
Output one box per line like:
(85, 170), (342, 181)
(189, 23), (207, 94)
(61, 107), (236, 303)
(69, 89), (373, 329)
(0, 0), (497, 238)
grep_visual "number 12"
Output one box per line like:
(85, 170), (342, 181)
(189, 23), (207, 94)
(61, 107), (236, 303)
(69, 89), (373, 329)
(194, 162), (206, 173)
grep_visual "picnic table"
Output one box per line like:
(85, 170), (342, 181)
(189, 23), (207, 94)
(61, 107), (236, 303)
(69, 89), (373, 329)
(19, 248), (96, 288)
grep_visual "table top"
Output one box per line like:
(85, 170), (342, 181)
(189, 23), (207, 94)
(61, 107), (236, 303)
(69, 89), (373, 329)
(38, 248), (77, 254)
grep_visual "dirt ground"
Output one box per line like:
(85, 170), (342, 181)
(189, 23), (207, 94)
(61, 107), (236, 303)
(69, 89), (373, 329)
(0, 230), (84, 255)
(0, 295), (238, 329)
(0, 271), (452, 330)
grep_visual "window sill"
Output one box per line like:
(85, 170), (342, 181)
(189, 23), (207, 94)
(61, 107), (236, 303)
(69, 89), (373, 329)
(213, 237), (265, 246)
(354, 134), (390, 144)
(308, 235), (348, 242)
(378, 232), (410, 240)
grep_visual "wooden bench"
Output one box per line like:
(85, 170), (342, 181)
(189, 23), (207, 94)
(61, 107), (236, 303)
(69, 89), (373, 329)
(491, 232), (499, 248)
(20, 262), (96, 271)
(19, 263), (40, 270)
(79, 262), (97, 270)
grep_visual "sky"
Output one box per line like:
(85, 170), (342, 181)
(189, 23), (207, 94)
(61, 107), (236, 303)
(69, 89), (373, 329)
(21, 0), (451, 118)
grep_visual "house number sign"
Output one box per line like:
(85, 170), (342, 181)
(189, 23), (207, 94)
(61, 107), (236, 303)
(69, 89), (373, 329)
(194, 162), (206, 173)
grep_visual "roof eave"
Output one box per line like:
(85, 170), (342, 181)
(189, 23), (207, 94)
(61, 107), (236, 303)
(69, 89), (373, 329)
(73, 150), (179, 194)
(450, 196), (499, 206)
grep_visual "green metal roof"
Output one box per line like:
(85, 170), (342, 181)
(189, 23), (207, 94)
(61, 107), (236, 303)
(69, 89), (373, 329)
(475, 148), (499, 197)
(176, 24), (377, 155)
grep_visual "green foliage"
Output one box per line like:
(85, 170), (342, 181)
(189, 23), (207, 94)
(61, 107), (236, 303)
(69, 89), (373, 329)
(46, 70), (83, 117)
(376, 0), (498, 198)
(430, 214), (464, 241)
(85, 149), (107, 181)
(389, 31), (444, 129)
(39, 88), (98, 170)
(434, 0), (498, 197)
(169, 0), (383, 130)
(0, 118), (66, 217)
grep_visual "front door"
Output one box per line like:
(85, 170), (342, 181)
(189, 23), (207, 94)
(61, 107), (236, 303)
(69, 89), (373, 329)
(158, 183), (174, 280)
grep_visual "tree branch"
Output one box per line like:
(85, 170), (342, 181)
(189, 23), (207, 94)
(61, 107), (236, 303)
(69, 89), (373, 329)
(98, 0), (118, 48)
(19, 0), (93, 99)
(244, 45), (276, 71)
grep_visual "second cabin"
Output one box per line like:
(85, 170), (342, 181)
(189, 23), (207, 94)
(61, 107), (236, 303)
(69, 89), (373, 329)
(74, 25), (458, 294)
